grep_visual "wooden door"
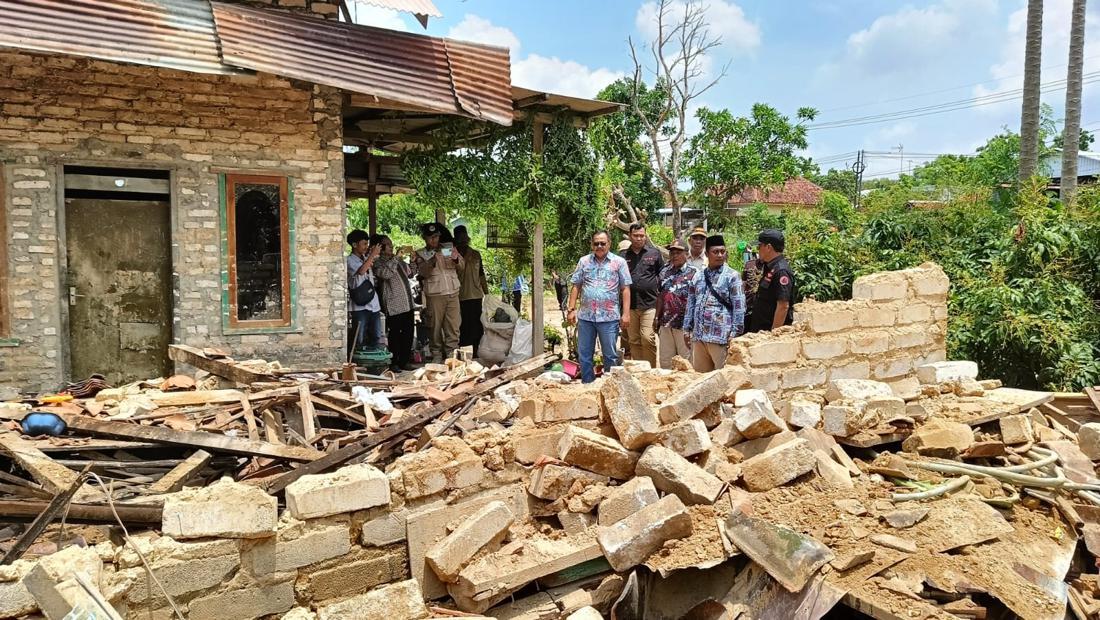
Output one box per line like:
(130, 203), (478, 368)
(65, 199), (172, 384)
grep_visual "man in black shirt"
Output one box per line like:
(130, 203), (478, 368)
(748, 229), (796, 333)
(623, 223), (664, 366)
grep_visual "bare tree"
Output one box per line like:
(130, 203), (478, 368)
(1061, 0), (1087, 204)
(629, 0), (727, 236)
(1018, 0), (1044, 181)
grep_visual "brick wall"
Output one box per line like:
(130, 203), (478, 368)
(0, 49), (347, 390)
(729, 262), (950, 398)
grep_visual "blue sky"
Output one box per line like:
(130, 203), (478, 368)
(350, 0), (1098, 181)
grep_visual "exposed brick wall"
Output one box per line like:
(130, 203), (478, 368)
(0, 49), (347, 390)
(729, 262), (950, 398)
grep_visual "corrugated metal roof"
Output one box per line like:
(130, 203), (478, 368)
(1042, 150), (1100, 179)
(0, 0), (236, 74)
(347, 0), (440, 17)
(211, 2), (512, 125)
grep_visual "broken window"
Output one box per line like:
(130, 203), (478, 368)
(225, 174), (291, 328)
(0, 166), (8, 339)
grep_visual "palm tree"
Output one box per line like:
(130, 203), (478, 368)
(1018, 0), (1044, 181)
(1060, 0), (1087, 204)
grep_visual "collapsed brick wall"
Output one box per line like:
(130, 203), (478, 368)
(728, 262), (949, 399)
(0, 49), (347, 390)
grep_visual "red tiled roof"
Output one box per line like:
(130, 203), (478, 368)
(727, 177), (823, 207)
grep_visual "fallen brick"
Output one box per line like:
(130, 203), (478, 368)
(657, 419), (712, 457)
(426, 501), (514, 583)
(821, 402), (877, 437)
(824, 379), (894, 403)
(831, 550), (875, 572)
(285, 463), (389, 519)
(999, 414), (1034, 445)
(887, 376), (922, 401)
(243, 518), (351, 575)
(566, 606), (604, 620)
(317, 579), (429, 620)
(517, 385), (600, 423)
(529, 464), (609, 500)
(393, 436), (486, 499)
(21, 546), (103, 620)
(733, 398), (787, 439)
(740, 437), (816, 492)
(511, 425), (566, 464)
(782, 398), (822, 429)
(601, 369), (661, 450)
(558, 510), (596, 534)
(658, 369), (747, 424)
(733, 389), (772, 409)
(915, 360), (978, 385)
(597, 494), (692, 571)
(953, 378), (985, 397)
(597, 476), (659, 526)
(161, 477), (276, 539)
(558, 425), (638, 480)
(635, 445), (723, 505)
(710, 419), (743, 447)
(728, 430), (797, 461)
(902, 418), (974, 458)
(1079, 423), (1100, 460)
(864, 396), (905, 421)
(188, 580), (295, 620)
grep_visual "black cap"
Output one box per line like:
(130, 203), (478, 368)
(705, 234), (725, 249)
(420, 222), (442, 237)
(758, 228), (784, 250)
(346, 229), (368, 246)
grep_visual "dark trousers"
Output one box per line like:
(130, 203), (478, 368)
(511, 291), (522, 314)
(350, 309), (381, 350)
(386, 311), (414, 368)
(459, 298), (484, 356)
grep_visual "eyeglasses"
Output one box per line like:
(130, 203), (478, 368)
(592, 242), (607, 247)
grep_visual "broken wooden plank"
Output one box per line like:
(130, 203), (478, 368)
(265, 352), (559, 494)
(0, 413), (321, 462)
(0, 434), (82, 495)
(0, 499), (162, 525)
(1086, 387), (1100, 415)
(1, 465), (90, 564)
(147, 450), (213, 494)
(147, 389), (247, 407)
(240, 397), (259, 442)
(168, 344), (273, 385)
(310, 395), (368, 426)
(287, 383), (318, 444)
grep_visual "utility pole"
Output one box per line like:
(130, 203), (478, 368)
(894, 144), (904, 175)
(851, 149), (866, 208)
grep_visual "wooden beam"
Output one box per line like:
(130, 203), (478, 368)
(513, 110), (589, 128)
(368, 161), (379, 236)
(1, 465), (90, 565)
(531, 120), (546, 357)
(584, 104), (625, 119)
(264, 353), (559, 494)
(0, 434), (81, 495)
(147, 450), (213, 494)
(0, 499), (161, 525)
(345, 129), (439, 145)
(0, 413), (321, 462)
(514, 92), (550, 109)
(168, 344), (273, 385)
(63, 174), (169, 195)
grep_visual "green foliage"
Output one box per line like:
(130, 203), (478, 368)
(684, 103), (817, 215)
(809, 168), (859, 203)
(590, 79), (665, 218)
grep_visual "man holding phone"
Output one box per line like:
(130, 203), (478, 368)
(566, 230), (632, 383)
(415, 222), (463, 362)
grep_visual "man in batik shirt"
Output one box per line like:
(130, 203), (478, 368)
(653, 239), (696, 369)
(683, 234), (746, 372)
(566, 231), (632, 383)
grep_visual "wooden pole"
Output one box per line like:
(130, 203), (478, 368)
(367, 160), (379, 236)
(531, 121), (546, 356)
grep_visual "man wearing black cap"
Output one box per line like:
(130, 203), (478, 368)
(682, 234), (746, 372)
(415, 222), (463, 362)
(748, 228), (796, 333)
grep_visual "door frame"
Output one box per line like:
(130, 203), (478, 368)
(54, 160), (179, 382)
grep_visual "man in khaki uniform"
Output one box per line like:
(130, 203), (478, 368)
(415, 223), (462, 362)
(454, 225), (489, 357)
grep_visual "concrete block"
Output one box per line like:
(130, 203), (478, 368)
(740, 437), (817, 491)
(746, 368), (780, 392)
(873, 356), (913, 380)
(915, 361), (978, 385)
(824, 379), (893, 403)
(426, 501), (514, 582)
(806, 308), (855, 334)
(908, 263), (950, 296)
(999, 415), (1034, 445)
(1080, 423), (1100, 460)
(747, 340), (801, 365)
(635, 445), (723, 505)
(902, 419), (974, 458)
(729, 430), (797, 461)
(558, 510), (596, 534)
(360, 506), (412, 547)
(393, 436), (486, 499)
(285, 463), (389, 519)
(887, 376), (922, 401)
(864, 396), (905, 421)
(856, 305), (896, 328)
(601, 369), (661, 450)
(189, 580), (295, 620)
(733, 399), (787, 439)
(162, 477), (277, 539)
(21, 546), (103, 620)
(317, 579), (429, 620)
(733, 388), (771, 409)
(558, 425), (638, 480)
(597, 495), (692, 571)
(822, 402), (876, 437)
(511, 425), (566, 464)
(891, 326), (929, 349)
(853, 272), (909, 301)
(782, 399), (822, 429)
(897, 304), (931, 324)
(849, 332), (890, 354)
(802, 337), (848, 360)
(781, 365), (828, 390)
(828, 361), (870, 381)
(657, 419), (712, 457)
(517, 385), (600, 423)
(0, 570), (37, 619)
(709, 419), (743, 447)
(529, 464), (610, 500)
(953, 378), (986, 397)
(658, 368), (746, 424)
(244, 518), (351, 575)
(297, 547), (407, 604)
(597, 476), (660, 525)
(566, 606), (605, 620)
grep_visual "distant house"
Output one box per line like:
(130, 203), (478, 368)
(1041, 150), (1100, 185)
(726, 177), (823, 216)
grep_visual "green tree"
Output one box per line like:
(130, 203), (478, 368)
(590, 79), (664, 218)
(809, 168), (859, 204)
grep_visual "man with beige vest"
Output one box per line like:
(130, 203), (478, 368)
(415, 222), (462, 362)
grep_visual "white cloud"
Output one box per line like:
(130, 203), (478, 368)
(348, 5), (410, 31)
(871, 121), (917, 144)
(513, 55), (625, 98)
(635, 1), (761, 55)
(447, 14), (521, 55)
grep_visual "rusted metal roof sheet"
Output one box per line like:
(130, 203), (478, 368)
(0, 0), (236, 74)
(211, 2), (512, 125)
(347, 0), (440, 18)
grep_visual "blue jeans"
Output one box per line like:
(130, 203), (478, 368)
(577, 319), (621, 383)
(351, 309), (382, 350)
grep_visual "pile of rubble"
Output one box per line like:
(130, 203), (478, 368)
(0, 264), (1099, 620)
